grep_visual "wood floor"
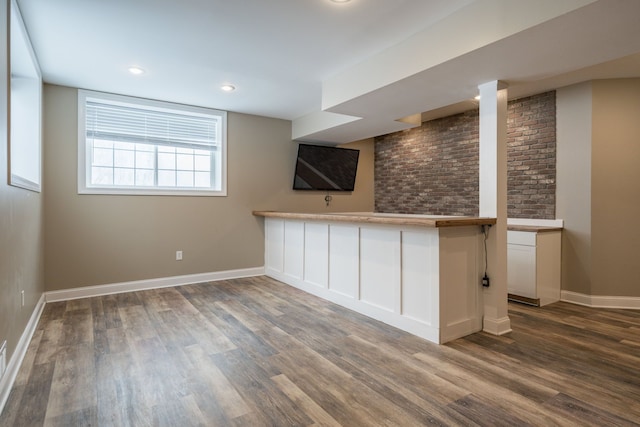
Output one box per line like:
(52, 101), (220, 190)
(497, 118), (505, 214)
(2, 276), (640, 426)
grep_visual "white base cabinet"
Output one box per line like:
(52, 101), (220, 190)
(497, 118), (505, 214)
(507, 230), (561, 306)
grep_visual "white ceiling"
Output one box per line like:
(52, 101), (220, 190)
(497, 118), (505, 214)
(18, 0), (640, 144)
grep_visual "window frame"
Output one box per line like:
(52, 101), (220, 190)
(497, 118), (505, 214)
(9, 0), (43, 193)
(77, 89), (227, 196)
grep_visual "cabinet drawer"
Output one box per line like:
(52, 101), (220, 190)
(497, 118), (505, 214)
(507, 230), (536, 246)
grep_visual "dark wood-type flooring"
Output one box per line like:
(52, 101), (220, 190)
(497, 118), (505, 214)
(2, 276), (640, 426)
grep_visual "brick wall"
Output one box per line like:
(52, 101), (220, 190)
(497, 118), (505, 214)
(374, 91), (556, 218)
(507, 91), (556, 218)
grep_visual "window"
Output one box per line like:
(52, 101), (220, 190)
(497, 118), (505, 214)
(78, 90), (227, 196)
(9, 0), (42, 192)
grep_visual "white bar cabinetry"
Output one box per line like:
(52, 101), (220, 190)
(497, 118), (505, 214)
(263, 216), (487, 344)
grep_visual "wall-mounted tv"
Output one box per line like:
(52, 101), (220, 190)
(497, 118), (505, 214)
(293, 143), (359, 191)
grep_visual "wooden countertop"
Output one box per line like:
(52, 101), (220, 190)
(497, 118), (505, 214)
(507, 225), (563, 233)
(252, 211), (496, 228)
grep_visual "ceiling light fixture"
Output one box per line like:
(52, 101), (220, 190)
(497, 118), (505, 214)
(128, 66), (145, 75)
(474, 95), (481, 100)
(221, 84), (236, 92)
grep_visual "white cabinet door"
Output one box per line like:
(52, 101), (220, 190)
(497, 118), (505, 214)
(507, 243), (536, 298)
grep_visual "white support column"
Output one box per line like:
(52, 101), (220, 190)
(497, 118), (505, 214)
(478, 80), (512, 336)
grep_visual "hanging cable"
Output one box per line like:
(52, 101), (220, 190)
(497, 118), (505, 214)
(482, 225), (491, 287)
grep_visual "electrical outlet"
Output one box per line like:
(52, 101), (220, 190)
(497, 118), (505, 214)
(0, 340), (6, 377)
(21, 290), (25, 307)
(482, 275), (490, 287)
(176, 250), (183, 261)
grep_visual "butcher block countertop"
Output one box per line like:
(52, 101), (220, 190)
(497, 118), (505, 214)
(252, 211), (496, 228)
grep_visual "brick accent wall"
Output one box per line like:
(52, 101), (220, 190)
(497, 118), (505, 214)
(375, 110), (479, 215)
(507, 91), (556, 218)
(374, 91), (556, 218)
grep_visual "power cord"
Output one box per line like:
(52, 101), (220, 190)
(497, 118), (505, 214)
(482, 224), (491, 287)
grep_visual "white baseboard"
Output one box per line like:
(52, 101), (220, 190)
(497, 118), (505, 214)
(561, 291), (640, 309)
(0, 293), (46, 416)
(45, 267), (265, 302)
(482, 316), (513, 336)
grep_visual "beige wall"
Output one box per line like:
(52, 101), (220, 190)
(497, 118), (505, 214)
(556, 82), (592, 295)
(43, 84), (374, 291)
(557, 78), (640, 298)
(0, 0), (46, 363)
(591, 79), (640, 297)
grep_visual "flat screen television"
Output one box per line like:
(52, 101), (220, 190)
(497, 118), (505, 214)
(293, 143), (359, 191)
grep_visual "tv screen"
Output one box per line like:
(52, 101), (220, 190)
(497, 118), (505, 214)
(293, 143), (359, 191)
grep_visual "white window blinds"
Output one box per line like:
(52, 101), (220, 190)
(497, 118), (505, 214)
(85, 99), (220, 151)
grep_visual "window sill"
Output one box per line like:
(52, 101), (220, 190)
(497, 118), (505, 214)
(78, 187), (227, 197)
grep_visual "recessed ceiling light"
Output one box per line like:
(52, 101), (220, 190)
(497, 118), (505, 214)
(128, 66), (145, 75)
(221, 84), (236, 92)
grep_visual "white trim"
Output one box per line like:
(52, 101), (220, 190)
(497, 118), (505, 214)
(0, 293), (46, 416)
(45, 267), (264, 302)
(482, 316), (513, 336)
(9, 173), (41, 193)
(561, 291), (640, 309)
(77, 89), (228, 197)
(507, 218), (564, 228)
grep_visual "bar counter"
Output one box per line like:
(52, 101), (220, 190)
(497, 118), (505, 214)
(253, 211), (496, 228)
(253, 211), (497, 344)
